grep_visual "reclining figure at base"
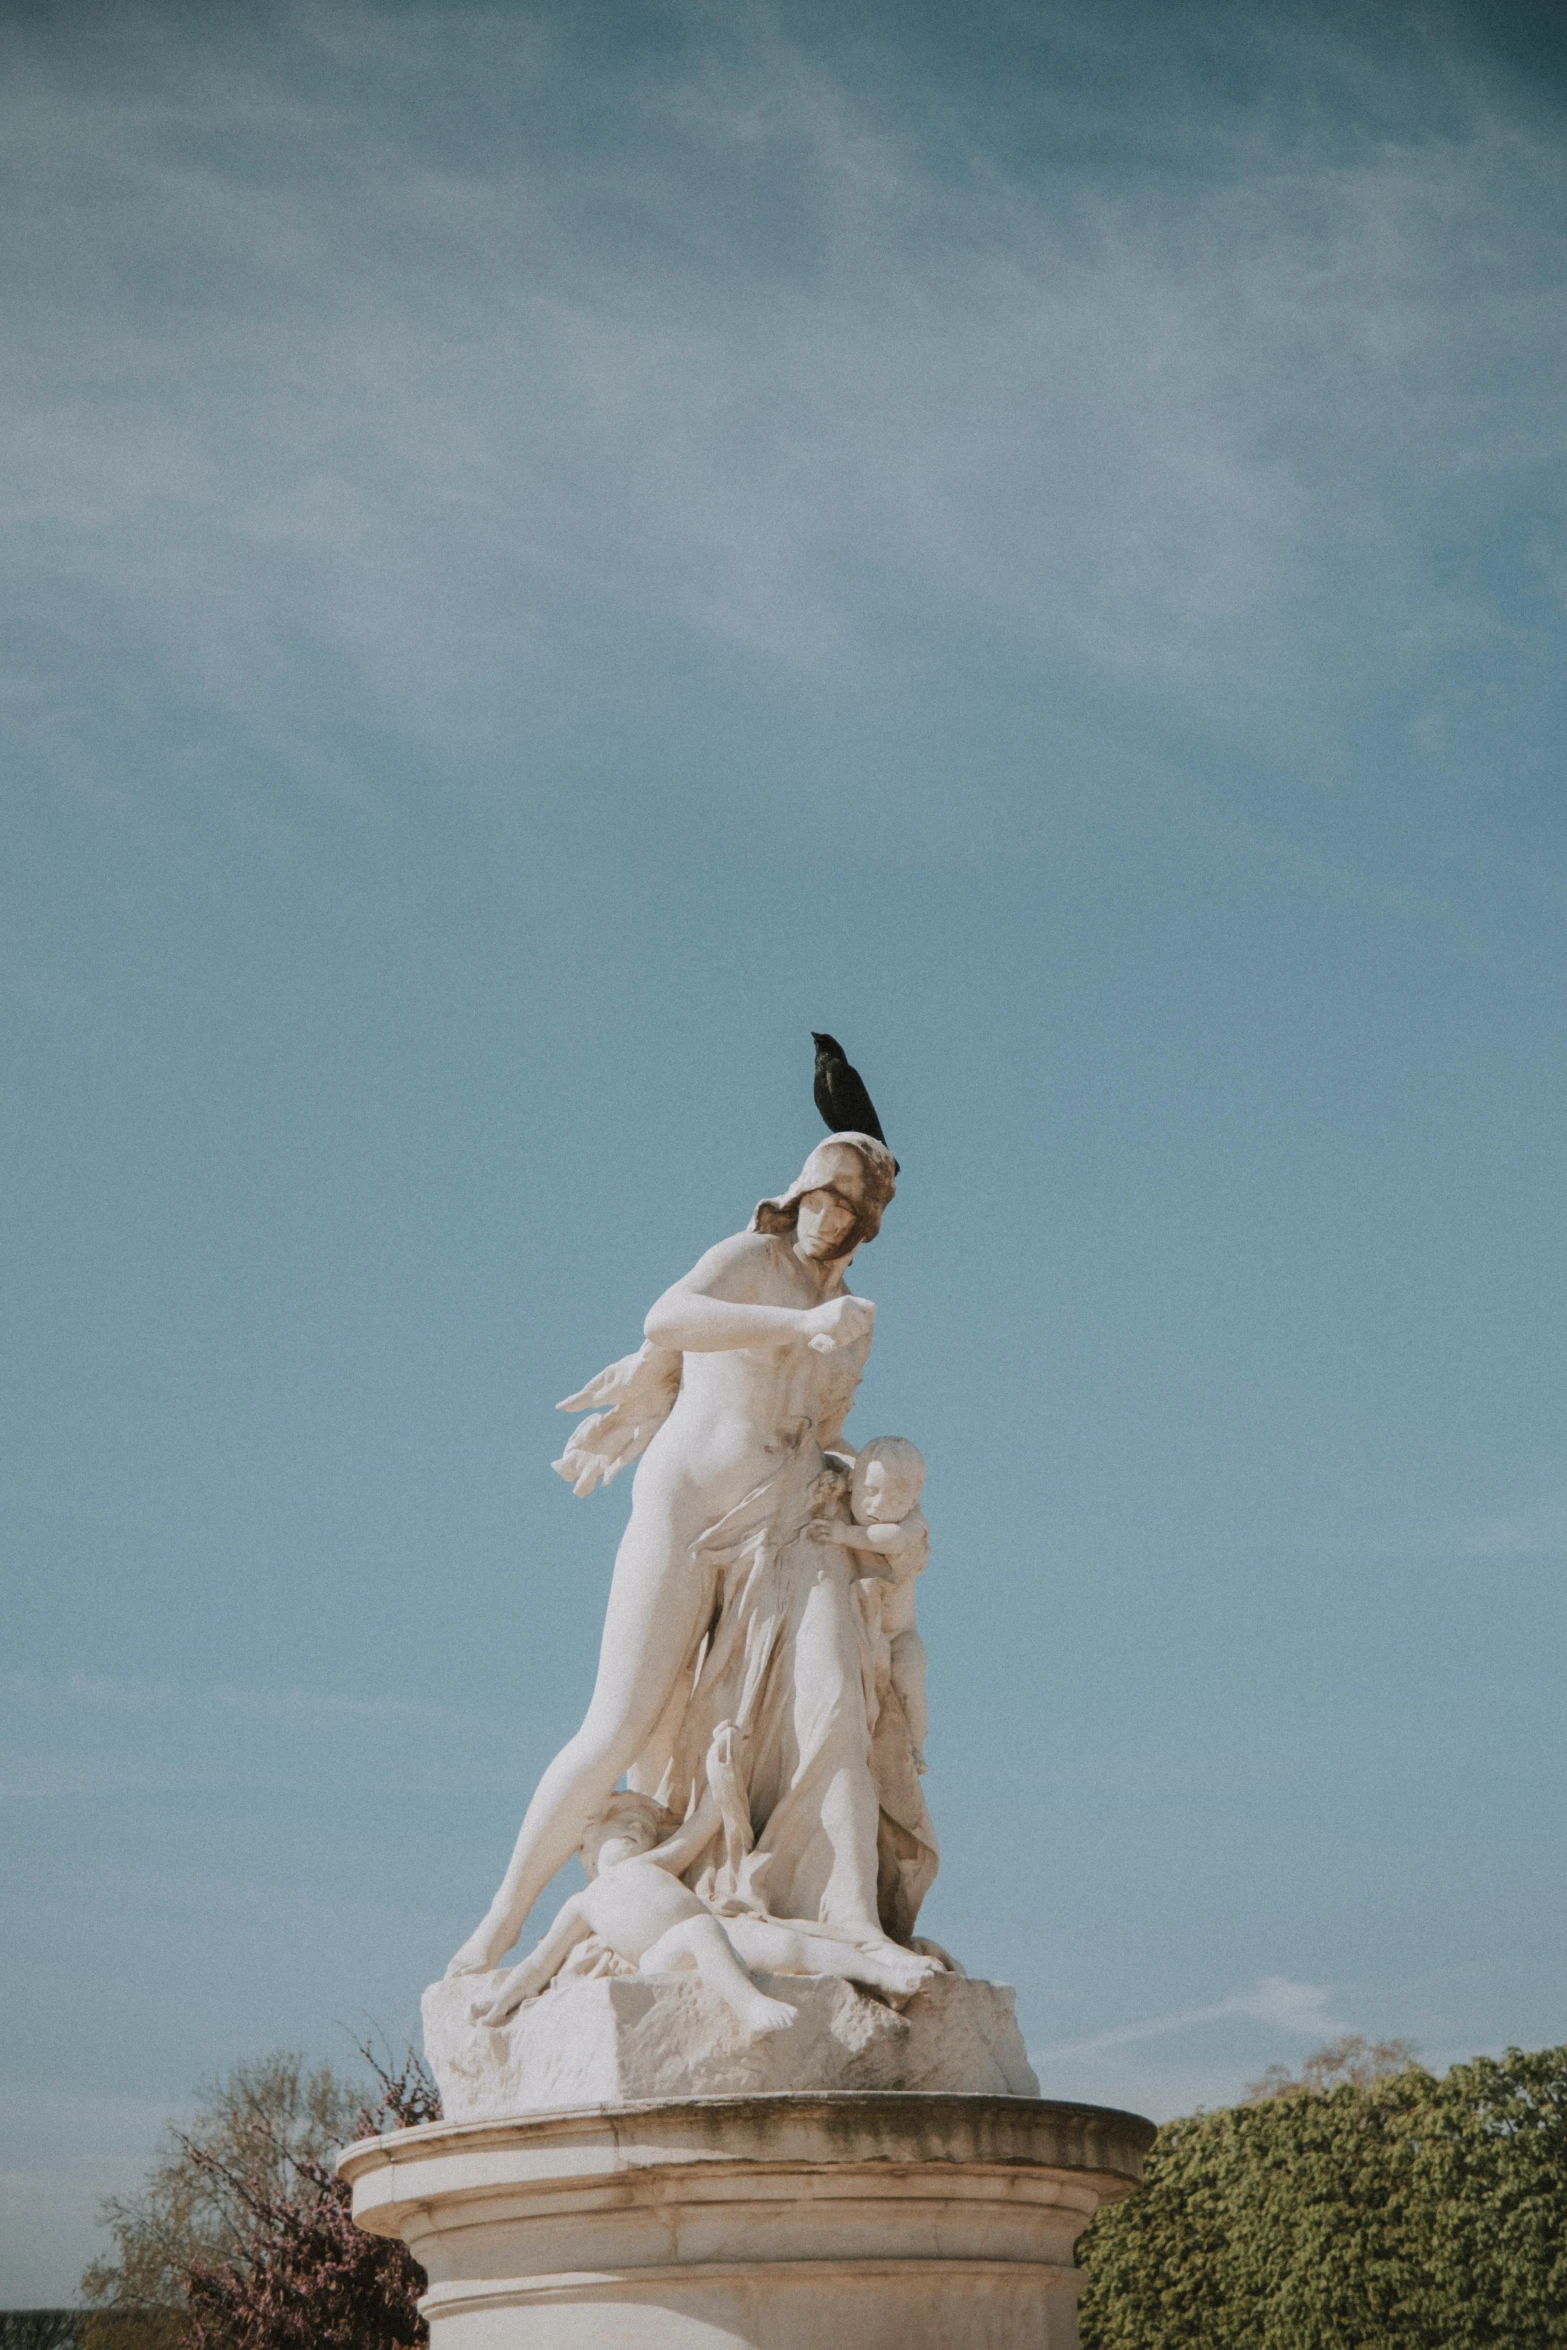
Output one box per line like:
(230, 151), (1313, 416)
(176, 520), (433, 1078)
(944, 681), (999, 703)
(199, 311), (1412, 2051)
(471, 1786), (940, 2043)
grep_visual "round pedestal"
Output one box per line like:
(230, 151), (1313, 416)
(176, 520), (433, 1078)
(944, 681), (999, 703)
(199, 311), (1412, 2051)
(342, 2092), (1153, 2350)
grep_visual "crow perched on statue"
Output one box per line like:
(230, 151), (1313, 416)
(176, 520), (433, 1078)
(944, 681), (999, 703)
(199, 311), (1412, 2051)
(812, 1032), (890, 1149)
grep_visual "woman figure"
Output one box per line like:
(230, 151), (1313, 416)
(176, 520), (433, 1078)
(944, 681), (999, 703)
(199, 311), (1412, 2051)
(447, 1132), (936, 1998)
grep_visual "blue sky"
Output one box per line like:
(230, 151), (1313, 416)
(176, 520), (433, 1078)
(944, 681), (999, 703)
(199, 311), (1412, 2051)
(3, 0), (1566, 2301)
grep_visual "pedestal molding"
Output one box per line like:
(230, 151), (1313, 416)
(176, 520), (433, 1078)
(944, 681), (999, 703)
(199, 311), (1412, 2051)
(421, 2256), (1084, 2313)
(343, 2092), (1154, 2347)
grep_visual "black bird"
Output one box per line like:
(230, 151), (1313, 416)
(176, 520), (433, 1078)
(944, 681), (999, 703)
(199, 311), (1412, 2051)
(812, 1032), (890, 1148)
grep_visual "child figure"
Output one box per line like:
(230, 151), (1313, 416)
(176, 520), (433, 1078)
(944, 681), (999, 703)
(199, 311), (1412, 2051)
(470, 1787), (936, 2036)
(810, 1436), (929, 1772)
(471, 1793), (795, 2038)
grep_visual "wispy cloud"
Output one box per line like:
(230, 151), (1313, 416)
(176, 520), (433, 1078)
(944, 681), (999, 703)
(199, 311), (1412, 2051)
(1034, 1974), (1349, 2062)
(2, 0), (1564, 912)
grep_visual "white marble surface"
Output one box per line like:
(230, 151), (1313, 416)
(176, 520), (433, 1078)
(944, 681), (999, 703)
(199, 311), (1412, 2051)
(423, 1966), (1038, 2119)
(445, 1133), (936, 2007)
(343, 2092), (1151, 2349)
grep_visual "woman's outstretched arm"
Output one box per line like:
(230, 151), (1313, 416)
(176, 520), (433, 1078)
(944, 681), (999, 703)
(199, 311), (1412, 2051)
(644, 1233), (870, 1354)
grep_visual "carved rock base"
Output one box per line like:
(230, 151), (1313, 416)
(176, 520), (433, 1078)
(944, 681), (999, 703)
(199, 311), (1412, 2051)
(422, 1967), (1039, 2120)
(342, 2092), (1154, 2350)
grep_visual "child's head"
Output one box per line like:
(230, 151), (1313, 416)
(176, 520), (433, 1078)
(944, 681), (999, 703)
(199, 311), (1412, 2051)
(849, 1436), (925, 1525)
(579, 1790), (670, 1877)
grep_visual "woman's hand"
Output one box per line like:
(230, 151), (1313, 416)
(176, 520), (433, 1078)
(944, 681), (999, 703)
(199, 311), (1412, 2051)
(799, 1295), (875, 1353)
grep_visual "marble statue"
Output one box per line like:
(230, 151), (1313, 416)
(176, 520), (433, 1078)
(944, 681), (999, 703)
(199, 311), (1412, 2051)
(446, 1131), (943, 2017)
(349, 1084), (1151, 2350)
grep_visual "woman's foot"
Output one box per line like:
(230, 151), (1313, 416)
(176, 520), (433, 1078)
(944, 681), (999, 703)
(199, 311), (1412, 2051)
(847, 1939), (944, 2003)
(445, 1909), (513, 1978)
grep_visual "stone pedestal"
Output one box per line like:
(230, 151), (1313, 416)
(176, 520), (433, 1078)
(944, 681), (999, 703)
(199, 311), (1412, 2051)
(342, 2091), (1153, 2350)
(422, 1967), (1040, 2118)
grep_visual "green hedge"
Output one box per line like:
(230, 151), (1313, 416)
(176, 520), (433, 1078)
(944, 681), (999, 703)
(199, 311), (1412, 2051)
(0, 2316), (183, 2349)
(1080, 2045), (1567, 2349)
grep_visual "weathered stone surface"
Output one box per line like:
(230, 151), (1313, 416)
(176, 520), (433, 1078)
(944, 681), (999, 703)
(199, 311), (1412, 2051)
(342, 2093), (1154, 2349)
(422, 1964), (1039, 2120)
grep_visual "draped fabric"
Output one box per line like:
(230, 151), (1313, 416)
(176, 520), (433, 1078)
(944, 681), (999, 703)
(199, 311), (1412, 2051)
(626, 1433), (938, 1946)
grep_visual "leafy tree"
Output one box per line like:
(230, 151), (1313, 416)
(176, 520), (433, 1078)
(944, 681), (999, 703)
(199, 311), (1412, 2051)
(80, 2049), (437, 2350)
(82, 2055), (360, 2327)
(1079, 2042), (1567, 2350)
(1245, 2033), (1421, 2103)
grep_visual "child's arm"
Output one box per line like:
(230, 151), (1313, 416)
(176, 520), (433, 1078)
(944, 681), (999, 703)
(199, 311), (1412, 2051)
(471, 1894), (592, 2024)
(808, 1518), (912, 1573)
(807, 1518), (877, 1551)
(644, 1787), (722, 1877)
(644, 1718), (752, 1879)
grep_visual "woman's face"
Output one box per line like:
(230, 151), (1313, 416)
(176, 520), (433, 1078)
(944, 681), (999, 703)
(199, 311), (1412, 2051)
(795, 1186), (859, 1261)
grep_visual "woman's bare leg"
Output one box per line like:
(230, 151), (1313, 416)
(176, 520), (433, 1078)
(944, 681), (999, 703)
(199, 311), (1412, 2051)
(446, 1489), (712, 1974)
(758, 1563), (942, 2001)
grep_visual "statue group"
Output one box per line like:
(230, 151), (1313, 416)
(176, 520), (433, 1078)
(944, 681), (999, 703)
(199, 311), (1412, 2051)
(347, 1049), (1152, 2350)
(447, 1126), (947, 2040)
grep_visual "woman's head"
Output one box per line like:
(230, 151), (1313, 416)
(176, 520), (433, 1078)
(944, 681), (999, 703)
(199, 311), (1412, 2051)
(751, 1134), (897, 1257)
